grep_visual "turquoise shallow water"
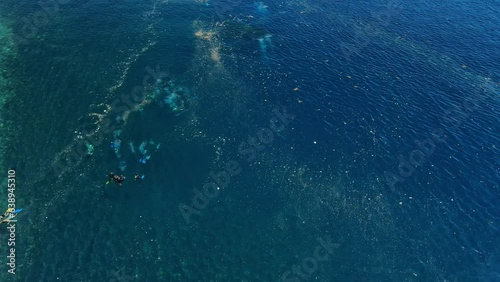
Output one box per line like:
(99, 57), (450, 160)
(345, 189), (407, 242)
(0, 0), (499, 281)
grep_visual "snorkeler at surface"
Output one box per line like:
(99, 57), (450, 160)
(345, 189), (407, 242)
(1, 208), (22, 223)
(0, 208), (13, 222)
(108, 172), (126, 185)
(1, 214), (15, 223)
(134, 173), (145, 180)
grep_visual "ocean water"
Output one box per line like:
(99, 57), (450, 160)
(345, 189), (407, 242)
(0, 0), (498, 281)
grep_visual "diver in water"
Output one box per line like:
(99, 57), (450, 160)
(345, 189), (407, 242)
(134, 173), (144, 180)
(108, 172), (126, 185)
(0, 208), (13, 222)
(1, 208), (22, 223)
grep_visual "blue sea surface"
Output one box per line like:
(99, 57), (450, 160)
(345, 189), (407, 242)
(0, 0), (498, 281)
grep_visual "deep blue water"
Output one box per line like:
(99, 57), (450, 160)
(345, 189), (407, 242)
(0, 0), (498, 281)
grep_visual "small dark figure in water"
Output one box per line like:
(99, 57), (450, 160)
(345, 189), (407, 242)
(134, 173), (144, 180)
(108, 172), (125, 185)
